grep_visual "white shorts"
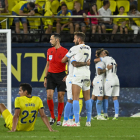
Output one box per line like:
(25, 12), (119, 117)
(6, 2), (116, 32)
(104, 76), (120, 97)
(92, 78), (104, 97)
(66, 77), (73, 100)
(72, 76), (90, 91)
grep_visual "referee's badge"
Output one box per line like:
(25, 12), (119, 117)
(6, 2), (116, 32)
(49, 55), (53, 60)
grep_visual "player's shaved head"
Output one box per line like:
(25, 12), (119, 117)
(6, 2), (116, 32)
(96, 48), (104, 57)
(20, 83), (32, 95)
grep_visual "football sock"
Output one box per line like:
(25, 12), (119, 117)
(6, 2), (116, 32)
(101, 101), (104, 113)
(69, 104), (73, 119)
(64, 102), (72, 121)
(96, 100), (102, 116)
(73, 100), (79, 123)
(90, 99), (94, 116)
(57, 102), (64, 122)
(103, 99), (108, 115)
(114, 100), (119, 117)
(85, 99), (92, 122)
(47, 99), (55, 119)
(79, 99), (83, 115)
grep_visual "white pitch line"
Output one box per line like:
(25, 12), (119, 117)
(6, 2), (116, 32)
(0, 135), (137, 138)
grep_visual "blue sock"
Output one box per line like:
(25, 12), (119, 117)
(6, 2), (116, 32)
(103, 99), (108, 114)
(114, 100), (119, 115)
(69, 104), (73, 119)
(73, 100), (79, 123)
(85, 99), (92, 122)
(64, 102), (72, 121)
(90, 99), (94, 116)
(96, 100), (102, 116)
(101, 101), (104, 113)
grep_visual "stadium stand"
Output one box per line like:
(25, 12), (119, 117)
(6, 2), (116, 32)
(0, 0), (140, 43)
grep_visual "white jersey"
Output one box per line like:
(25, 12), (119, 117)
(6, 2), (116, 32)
(95, 61), (106, 79)
(101, 56), (117, 78)
(66, 44), (91, 77)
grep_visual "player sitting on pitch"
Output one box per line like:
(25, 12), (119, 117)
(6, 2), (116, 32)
(0, 83), (56, 132)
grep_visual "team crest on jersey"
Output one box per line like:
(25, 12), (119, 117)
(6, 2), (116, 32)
(49, 55), (53, 60)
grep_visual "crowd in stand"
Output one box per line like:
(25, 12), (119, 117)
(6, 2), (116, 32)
(0, 0), (139, 42)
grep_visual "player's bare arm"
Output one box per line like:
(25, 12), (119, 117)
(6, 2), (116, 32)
(98, 65), (113, 75)
(9, 109), (20, 132)
(61, 56), (68, 63)
(39, 108), (58, 132)
(71, 59), (90, 67)
(44, 61), (49, 88)
(94, 58), (101, 63)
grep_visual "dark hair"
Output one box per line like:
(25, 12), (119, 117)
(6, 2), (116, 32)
(20, 83), (32, 95)
(90, 3), (97, 15)
(130, 5), (136, 11)
(28, 2), (35, 9)
(104, 50), (109, 56)
(74, 32), (85, 41)
(103, 0), (110, 6)
(119, 6), (125, 10)
(96, 48), (104, 57)
(51, 33), (61, 41)
(61, 3), (67, 8)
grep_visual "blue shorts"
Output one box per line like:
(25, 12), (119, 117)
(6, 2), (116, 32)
(100, 23), (114, 29)
(12, 11), (27, 24)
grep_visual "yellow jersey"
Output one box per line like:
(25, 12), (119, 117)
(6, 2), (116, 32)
(12, 1), (30, 15)
(57, 10), (72, 24)
(116, 13), (129, 27)
(15, 96), (44, 131)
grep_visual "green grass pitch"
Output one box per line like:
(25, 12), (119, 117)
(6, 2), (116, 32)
(0, 117), (140, 140)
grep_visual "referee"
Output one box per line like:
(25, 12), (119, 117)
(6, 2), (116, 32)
(44, 34), (68, 126)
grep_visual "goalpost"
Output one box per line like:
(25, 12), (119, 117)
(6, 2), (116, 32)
(0, 29), (11, 113)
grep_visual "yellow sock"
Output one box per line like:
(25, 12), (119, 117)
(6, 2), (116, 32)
(79, 99), (83, 115)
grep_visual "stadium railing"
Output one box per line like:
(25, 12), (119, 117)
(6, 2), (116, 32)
(0, 15), (140, 43)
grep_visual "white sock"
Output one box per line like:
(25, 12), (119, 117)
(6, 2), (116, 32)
(104, 113), (108, 117)
(115, 114), (118, 117)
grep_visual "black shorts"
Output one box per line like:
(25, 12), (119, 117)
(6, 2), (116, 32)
(46, 71), (66, 92)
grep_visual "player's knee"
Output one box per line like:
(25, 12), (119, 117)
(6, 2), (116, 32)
(47, 94), (53, 100)
(58, 95), (64, 102)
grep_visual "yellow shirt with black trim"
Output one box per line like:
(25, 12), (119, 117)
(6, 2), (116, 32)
(57, 10), (72, 24)
(15, 96), (44, 131)
(12, 1), (30, 15)
(116, 13), (129, 27)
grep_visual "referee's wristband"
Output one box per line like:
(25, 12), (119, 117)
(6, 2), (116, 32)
(44, 76), (47, 80)
(106, 68), (108, 71)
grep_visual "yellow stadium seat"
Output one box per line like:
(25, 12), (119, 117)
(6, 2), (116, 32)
(27, 14), (41, 30)
(96, 1), (102, 10)
(116, 1), (130, 13)
(8, 0), (19, 13)
(133, 18), (140, 26)
(109, 1), (116, 13)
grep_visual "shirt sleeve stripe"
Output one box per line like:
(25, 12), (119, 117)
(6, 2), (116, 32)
(71, 60), (76, 63)
(98, 67), (103, 70)
(15, 108), (20, 109)
(66, 54), (70, 58)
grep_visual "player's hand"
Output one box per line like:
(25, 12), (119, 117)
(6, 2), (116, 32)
(62, 76), (67, 82)
(50, 129), (58, 132)
(86, 59), (90, 66)
(107, 64), (113, 70)
(44, 79), (47, 88)
(8, 130), (15, 132)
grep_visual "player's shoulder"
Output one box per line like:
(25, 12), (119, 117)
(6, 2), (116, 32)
(47, 47), (55, 52)
(60, 46), (68, 51)
(32, 96), (42, 100)
(79, 44), (91, 49)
